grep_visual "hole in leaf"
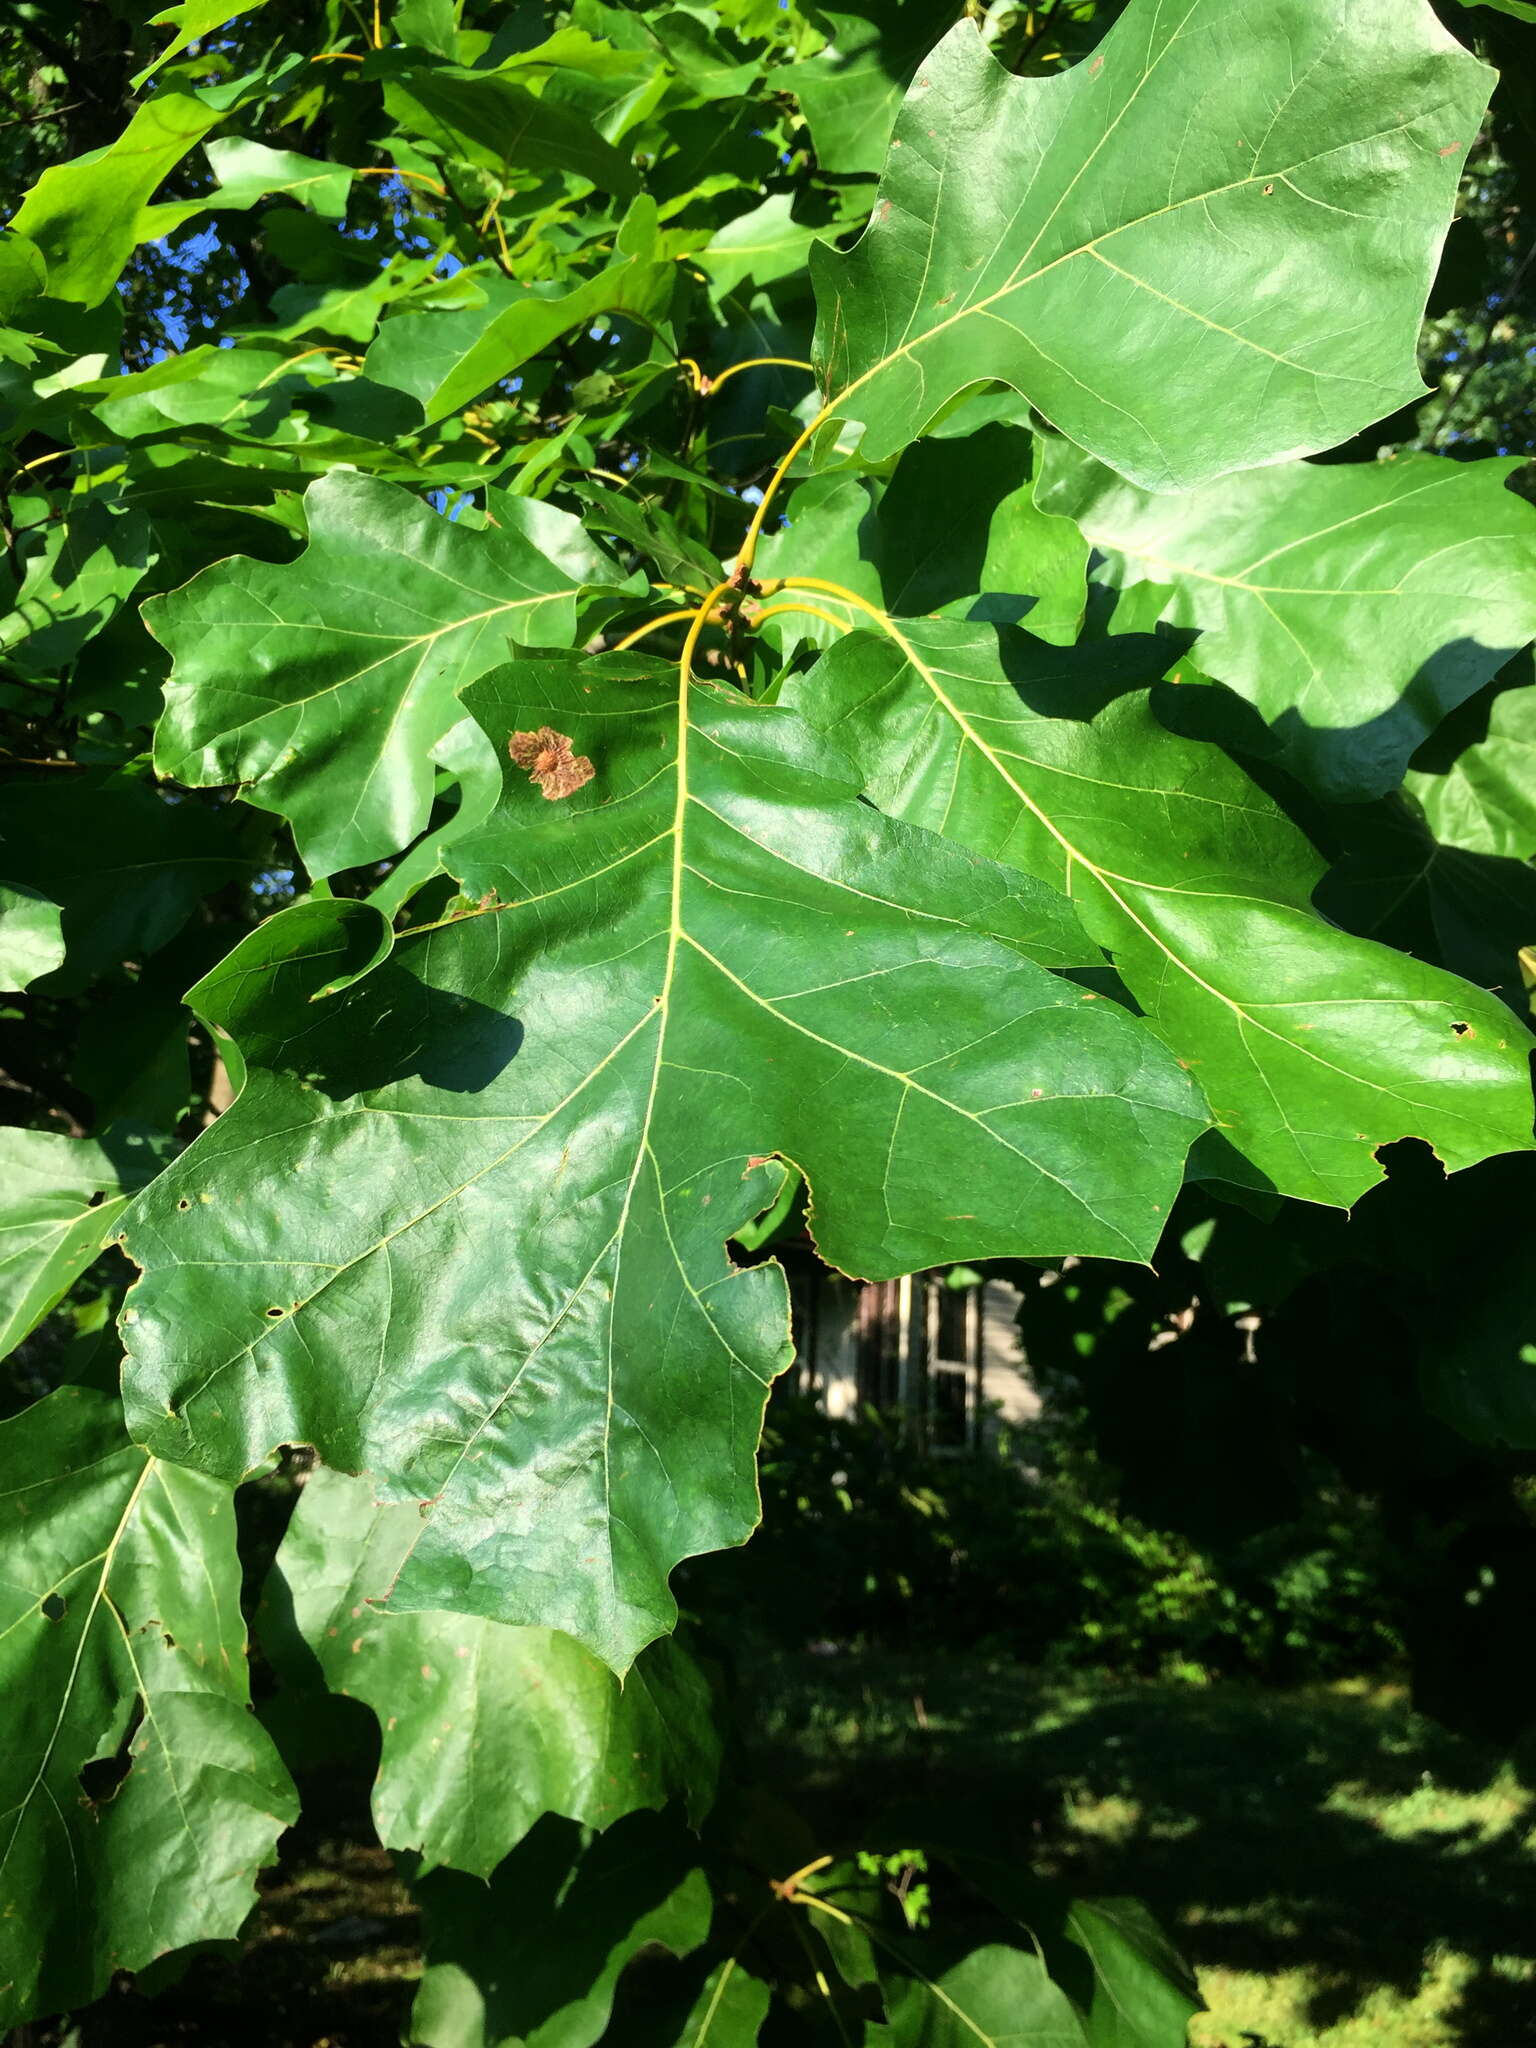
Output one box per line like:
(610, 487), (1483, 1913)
(79, 1693), (145, 1805)
(1452, 1021), (1472, 1037)
(265, 1306), (285, 1318)
(40, 1592), (65, 1622)
(177, 1198), (191, 1211)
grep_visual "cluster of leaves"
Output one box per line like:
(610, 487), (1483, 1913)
(4, 0), (1536, 2036)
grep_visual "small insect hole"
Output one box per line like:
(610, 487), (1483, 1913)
(1262, 182), (1274, 195)
(41, 1592), (66, 1622)
(177, 1198), (191, 1212)
(265, 1305), (285, 1318)
(1452, 1021), (1472, 1037)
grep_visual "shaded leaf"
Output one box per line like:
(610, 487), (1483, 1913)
(1039, 444), (1536, 802)
(262, 1465), (720, 1877)
(409, 1810), (711, 2048)
(789, 618), (1536, 1206)
(384, 55), (641, 195)
(0, 1386), (298, 2026)
(0, 774), (249, 989)
(672, 1958), (771, 2044)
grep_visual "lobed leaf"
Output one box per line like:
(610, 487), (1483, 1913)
(263, 1466), (720, 1876)
(0, 1387), (297, 2026)
(789, 618), (1536, 1206)
(1038, 443), (1536, 801)
(810, 0), (1491, 487)
(120, 654), (1203, 1669)
(146, 472), (639, 874)
(0, 1130), (156, 1361)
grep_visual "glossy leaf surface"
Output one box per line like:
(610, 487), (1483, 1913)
(810, 0), (1489, 486)
(147, 472), (637, 873)
(1039, 445), (1536, 801)
(0, 1387), (297, 2025)
(121, 655), (1203, 1668)
(790, 619), (1535, 1205)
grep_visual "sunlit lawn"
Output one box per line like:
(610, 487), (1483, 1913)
(745, 1657), (1536, 2048)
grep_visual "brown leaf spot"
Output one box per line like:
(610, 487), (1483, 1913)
(1439, 141), (1462, 157)
(509, 726), (595, 801)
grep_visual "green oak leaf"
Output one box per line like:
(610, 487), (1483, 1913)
(787, 618), (1536, 1207)
(672, 1960), (771, 2044)
(0, 500), (155, 672)
(263, 1466), (720, 1877)
(1038, 445), (1536, 802)
(202, 136), (351, 218)
(0, 1129), (157, 1360)
(10, 90), (228, 306)
(409, 1810), (711, 2048)
(384, 56), (640, 196)
(794, 0), (958, 177)
(0, 1386), (298, 2027)
(394, 0), (460, 56)
(1403, 660), (1536, 861)
(146, 472), (639, 875)
(119, 655), (1204, 1669)
(695, 193), (826, 298)
(0, 881), (64, 990)
(869, 1942), (1089, 2046)
(809, 0), (1491, 487)
(132, 0), (273, 87)
(81, 341), (330, 440)
(365, 201), (675, 425)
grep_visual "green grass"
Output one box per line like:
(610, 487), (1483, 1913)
(742, 1656), (1536, 2047)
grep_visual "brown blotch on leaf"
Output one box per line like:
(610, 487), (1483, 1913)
(509, 726), (595, 801)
